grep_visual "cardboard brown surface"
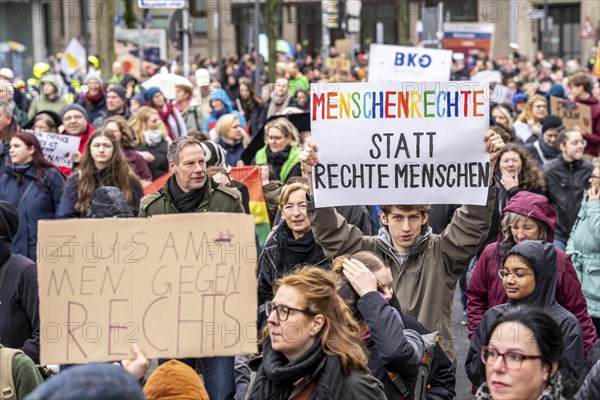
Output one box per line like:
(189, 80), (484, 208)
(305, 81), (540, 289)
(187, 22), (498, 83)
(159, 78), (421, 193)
(37, 213), (258, 365)
(551, 96), (593, 133)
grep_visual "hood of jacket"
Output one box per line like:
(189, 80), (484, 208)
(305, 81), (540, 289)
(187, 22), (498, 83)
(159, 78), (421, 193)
(547, 84), (565, 98)
(500, 191), (556, 243)
(575, 95), (600, 106)
(504, 240), (557, 308)
(208, 88), (233, 113)
(377, 225), (432, 263)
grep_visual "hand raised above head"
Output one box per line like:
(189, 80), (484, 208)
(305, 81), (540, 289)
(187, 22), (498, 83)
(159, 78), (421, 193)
(483, 129), (505, 163)
(299, 138), (319, 175)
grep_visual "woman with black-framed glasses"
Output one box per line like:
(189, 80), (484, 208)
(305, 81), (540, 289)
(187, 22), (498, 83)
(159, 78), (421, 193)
(473, 307), (578, 400)
(466, 240), (585, 389)
(247, 267), (386, 400)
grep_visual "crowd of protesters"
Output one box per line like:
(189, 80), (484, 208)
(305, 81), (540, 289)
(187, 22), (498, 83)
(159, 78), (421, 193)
(1, 41), (600, 400)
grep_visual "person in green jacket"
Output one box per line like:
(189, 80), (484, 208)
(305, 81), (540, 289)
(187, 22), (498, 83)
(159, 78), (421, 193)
(0, 344), (43, 400)
(27, 75), (68, 119)
(138, 136), (243, 400)
(567, 157), (600, 334)
(254, 117), (302, 184)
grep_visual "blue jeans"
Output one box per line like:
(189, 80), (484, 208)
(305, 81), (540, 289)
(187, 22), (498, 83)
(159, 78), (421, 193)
(159, 357), (235, 400)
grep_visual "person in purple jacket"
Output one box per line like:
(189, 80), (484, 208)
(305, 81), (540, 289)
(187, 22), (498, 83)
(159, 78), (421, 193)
(466, 190), (597, 356)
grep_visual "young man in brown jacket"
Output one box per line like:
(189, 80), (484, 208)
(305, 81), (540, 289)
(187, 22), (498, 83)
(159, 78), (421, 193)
(299, 130), (504, 366)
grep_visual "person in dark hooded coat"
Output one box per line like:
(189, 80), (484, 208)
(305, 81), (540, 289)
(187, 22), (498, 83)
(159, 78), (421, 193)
(466, 240), (585, 386)
(0, 201), (40, 364)
(467, 191), (597, 355)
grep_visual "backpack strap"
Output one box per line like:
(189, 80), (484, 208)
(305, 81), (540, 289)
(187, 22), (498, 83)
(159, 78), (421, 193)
(533, 141), (549, 165)
(1, 347), (23, 400)
(413, 331), (440, 400)
(387, 371), (414, 400)
(17, 180), (35, 211)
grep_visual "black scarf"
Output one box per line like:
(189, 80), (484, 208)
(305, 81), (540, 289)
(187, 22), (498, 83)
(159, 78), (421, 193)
(248, 339), (345, 400)
(281, 226), (317, 269)
(168, 176), (206, 213)
(267, 145), (292, 180)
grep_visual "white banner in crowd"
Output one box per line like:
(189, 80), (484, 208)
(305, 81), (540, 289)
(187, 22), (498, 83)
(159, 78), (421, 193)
(32, 131), (80, 169)
(368, 44), (453, 82)
(310, 81), (490, 207)
(470, 70), (503, 85)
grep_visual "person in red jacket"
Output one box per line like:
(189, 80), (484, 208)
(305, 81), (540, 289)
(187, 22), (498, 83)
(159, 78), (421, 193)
(466, 190), (597, 355)
(569, 72), (600, 157)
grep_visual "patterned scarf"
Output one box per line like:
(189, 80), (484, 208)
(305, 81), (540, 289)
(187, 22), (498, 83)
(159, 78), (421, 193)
(474, 370), (565, 400)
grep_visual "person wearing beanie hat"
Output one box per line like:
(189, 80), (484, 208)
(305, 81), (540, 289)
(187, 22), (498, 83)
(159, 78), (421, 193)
(145, 87), (187, 139)
(524, 115), (564, 167)
(130, 93), (145, 113)
(25, 363), (146, 400)
(76, 71), (108, 128)
(0, 201), (41, 364)
(106, 85), (131, 120)
(144, 360), (209, 400)
(61, 102), (94, 175)
(27, 74), (69, 119)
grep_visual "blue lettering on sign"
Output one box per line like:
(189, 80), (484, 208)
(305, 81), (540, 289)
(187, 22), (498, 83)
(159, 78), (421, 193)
(394, 52), (432, 68)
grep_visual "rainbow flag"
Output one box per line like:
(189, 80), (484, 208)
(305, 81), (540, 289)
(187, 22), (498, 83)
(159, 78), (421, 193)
(230, 166), (271, 246)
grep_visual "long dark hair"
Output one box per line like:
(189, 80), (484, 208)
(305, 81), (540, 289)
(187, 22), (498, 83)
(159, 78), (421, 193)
(481, 306), (578, 398)
(76, 129), (137, 212)
(239, 77), (262, 112)
(495, 143), (546, 192)
(11, 131), (63, 188)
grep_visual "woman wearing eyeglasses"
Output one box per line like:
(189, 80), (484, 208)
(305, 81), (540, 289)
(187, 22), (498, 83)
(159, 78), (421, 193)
(567, 157), (600, 335)
(467, 191), (597, 356)
(257, 182), (330, 327)
(475, 307), (578, 400)
(247, 266), (386, 400)
(466, 240), (584, 388)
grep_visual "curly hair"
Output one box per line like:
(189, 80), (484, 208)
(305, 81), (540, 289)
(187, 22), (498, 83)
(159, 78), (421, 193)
(128, 106), (168, 145)
(264, 267), (368, 374)
(496, 143), (546, 192)
(75, 129), (138, 212)
(516, 94), (547, 124)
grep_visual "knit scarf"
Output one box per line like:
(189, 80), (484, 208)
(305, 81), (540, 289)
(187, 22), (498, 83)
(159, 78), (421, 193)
(174, 99), (191, 114)
(143, 130), (164, 147)
(247, 339), (345, 400)
(10, 162), (31, 171)
(280, 227), (317, 270)
(266, 145), (292, 180)
(158, 103), (175, 139)
(85, 89), (105, 108)
(168, 175), (206, 213)
(474, 370), (565, 400)
(538, 138), (561, 159)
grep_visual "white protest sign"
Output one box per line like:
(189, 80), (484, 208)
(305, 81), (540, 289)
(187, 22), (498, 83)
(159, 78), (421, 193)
(493, 85), (516, 106)
(368, 44), (453, 82)
(37, 213), (258, 365)
(310, 81), (490, 207)
(470, 70), (503, 84)
(32, 131), (80, 169)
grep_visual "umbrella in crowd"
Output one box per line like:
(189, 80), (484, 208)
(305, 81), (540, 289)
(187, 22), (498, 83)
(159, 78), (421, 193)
(141, 72), (193, 100)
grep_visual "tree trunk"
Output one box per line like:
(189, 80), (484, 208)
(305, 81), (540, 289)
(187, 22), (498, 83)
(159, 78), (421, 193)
(397, 0), (410, 46)
(266, 0), (281, 83)
(96, 1), (115, 82)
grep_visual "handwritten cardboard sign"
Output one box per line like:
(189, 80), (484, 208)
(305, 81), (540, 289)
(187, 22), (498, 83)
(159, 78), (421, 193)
(550, 96), (593, 133)
(31, 131), (80, 169)
(368, 44), (453, 82)
(37, 213), (258, 365)
(310, 81), (490, 207)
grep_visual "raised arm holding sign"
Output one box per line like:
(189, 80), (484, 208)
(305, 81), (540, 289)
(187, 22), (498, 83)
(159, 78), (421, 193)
(300, 82), (504, 365)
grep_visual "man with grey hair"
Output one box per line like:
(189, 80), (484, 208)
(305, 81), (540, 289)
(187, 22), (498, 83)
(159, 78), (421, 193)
(138, 136), (243, 400)
(0, 100), (18, 174)
(0, 80), (27, 127)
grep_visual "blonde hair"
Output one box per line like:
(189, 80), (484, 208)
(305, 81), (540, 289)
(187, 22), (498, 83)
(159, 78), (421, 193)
(128, 106), (168, 145)
(265, 267), (369, 374)
(279, 182), (309, 208)
(264, 118), (299, 146)
(215, 114), (248, 146)
(501, 211), (549, 242)
(517, 94), (547, 123)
